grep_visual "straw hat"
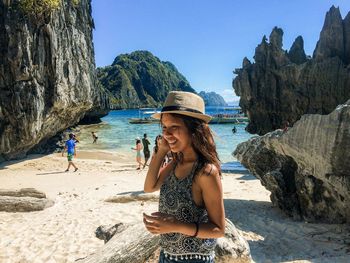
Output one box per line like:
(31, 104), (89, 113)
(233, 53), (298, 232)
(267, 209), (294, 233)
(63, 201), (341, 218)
(152, 91), (211, 123)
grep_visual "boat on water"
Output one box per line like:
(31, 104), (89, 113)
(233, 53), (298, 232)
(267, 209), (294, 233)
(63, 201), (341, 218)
(128, 107), (249, 124)
(209, 114), (249, 124)
(208, 106), (249, 124)
(128, 108), (160, 124)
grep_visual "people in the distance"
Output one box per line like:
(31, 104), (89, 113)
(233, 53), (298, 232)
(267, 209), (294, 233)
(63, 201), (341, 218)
(62, 133), (78, 172)
(283, 121), (290, 132)
(91, 131), (98, 143)
(73, 134), (80, 143)
(132, 137), (143, 170)
(232, 126), (237, 134)
(154, 134), (172, 168)
(142, 133), (151, 168)
(144, 91), (225, 262)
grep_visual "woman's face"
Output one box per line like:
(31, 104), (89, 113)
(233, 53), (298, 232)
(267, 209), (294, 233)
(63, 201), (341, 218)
(161, 114), (191, 153)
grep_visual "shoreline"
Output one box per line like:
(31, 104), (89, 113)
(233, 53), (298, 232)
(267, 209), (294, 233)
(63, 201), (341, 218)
(0, 152), (349, 262)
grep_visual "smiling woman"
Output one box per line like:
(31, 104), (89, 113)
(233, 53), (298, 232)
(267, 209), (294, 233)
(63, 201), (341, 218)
(143, 91), (225, 262)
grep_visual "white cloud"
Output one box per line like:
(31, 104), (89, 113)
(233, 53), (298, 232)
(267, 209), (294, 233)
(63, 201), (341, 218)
(219, 88), (240, 103)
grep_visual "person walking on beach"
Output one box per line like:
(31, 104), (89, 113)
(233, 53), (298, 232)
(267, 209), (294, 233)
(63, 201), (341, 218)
(142, 133), (151, 168)
(143, 91), (225, 262)
(132, 137), (143, 170)
(91, 131), (98, 143)
(62, 133), (78, 172)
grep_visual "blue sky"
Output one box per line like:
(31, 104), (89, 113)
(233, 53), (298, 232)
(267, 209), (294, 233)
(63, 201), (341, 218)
(92, 0), (350, 103)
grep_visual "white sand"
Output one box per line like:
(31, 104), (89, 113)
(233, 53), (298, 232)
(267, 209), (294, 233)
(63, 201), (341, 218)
(0, 151), (349, 263)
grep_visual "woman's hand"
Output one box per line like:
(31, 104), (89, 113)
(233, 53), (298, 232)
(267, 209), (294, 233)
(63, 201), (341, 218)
(143, 212), (178, 234)
(157, 137), (170, 155)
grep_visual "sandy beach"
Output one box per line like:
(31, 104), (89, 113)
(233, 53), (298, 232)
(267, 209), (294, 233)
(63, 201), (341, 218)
(0, 151), (349, 263)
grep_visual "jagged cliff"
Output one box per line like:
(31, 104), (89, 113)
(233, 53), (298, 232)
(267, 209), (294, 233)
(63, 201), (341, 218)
(233, 6), (350, 135)
(198, 91), (227, 106)
(0, 0), (108, 160)
(234, 99), (350, 223)
(97, 51), (196, 109)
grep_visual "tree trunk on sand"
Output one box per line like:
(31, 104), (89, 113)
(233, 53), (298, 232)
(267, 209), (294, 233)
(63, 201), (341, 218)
(80, 219), (251, 263)
(80, 223), (159, 263)
(0, 188), (54, 212)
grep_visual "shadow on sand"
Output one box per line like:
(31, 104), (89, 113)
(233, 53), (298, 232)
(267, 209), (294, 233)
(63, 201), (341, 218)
(0, 154), (46, 170)
(224, 198), (350, 262)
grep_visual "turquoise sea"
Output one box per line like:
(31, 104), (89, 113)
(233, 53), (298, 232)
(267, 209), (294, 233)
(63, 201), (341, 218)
(76, 107), (254, 169)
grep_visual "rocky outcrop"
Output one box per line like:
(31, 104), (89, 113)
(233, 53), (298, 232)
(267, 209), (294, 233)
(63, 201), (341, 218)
(234, 100), (350, 223)
(97, 50), (196, 109)
(0, 188), (54, 212)
(233, 6), (350, 135)
(0, 0), (109, 161)
(79, 81), (111, 124)
(199, 91), (228, 106)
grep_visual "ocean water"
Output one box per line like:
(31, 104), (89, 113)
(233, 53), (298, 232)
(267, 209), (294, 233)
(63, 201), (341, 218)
(76, 107), (254, 164)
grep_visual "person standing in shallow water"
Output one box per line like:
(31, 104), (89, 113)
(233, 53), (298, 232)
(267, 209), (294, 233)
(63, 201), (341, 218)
(62, 133), (78, 172)
(91, 131), (98, 143)
(142, 133), (151, 168)
(132, 137), (143, 170)
(143, 91), (225, 263)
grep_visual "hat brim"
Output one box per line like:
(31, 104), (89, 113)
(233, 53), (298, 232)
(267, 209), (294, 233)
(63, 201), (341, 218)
(152, 111), (212, 123)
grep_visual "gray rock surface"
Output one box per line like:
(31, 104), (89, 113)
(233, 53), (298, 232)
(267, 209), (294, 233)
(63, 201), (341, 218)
(0, 0), (108, 160)
(0, 188), (54, 212)
(234, 100), (350, 223)
(233, 6), (350, 135)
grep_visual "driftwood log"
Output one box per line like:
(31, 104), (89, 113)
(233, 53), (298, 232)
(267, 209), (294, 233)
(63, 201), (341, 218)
(95, 223), (127, 243)
(81, 223), (159, 263)
(105, 193), (159, 204)
(81, 218), (250, 263)
(0, 188), (54, 212)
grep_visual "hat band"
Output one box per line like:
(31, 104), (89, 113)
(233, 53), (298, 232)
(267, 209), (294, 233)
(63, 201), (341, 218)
(161, 106), (204, 114)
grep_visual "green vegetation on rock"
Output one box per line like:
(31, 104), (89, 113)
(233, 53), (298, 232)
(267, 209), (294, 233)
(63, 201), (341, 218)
(97, 51), (196, 109)
(19, 0), (80, 16)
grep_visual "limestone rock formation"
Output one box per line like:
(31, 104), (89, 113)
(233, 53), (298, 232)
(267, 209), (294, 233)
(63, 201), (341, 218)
(199, 91), (228, 107)
(233, 6), (350, 135)
(97, 50), (196, 109)
(234, 100), (350, 223)
(0, 0), (109, 161)
(0, 188), (54, 212)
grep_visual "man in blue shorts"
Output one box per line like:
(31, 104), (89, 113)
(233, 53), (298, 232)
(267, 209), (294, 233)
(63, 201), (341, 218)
(62, 133), (78, 172)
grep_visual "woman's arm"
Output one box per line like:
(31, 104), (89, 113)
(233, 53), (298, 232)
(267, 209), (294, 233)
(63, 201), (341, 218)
(193, 165), (225, 238)
(143, 164), (225, 238)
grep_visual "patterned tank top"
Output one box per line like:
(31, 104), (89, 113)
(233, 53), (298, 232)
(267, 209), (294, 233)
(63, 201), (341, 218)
(159, 161), (216, 261)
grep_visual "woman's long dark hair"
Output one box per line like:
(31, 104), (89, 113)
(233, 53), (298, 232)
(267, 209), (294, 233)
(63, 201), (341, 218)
(162, 113), (221, 177)
(154, 135), (162, 153)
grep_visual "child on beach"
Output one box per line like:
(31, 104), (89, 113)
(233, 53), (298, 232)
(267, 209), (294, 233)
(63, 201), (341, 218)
(143, 91), (225, 262)
(132, 137), (143, 170)
(62, 133), (78, 172)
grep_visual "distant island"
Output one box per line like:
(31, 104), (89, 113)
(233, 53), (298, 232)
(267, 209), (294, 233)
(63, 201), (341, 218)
(198, 91), (227, 106)
(97, 50), (196, 109)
